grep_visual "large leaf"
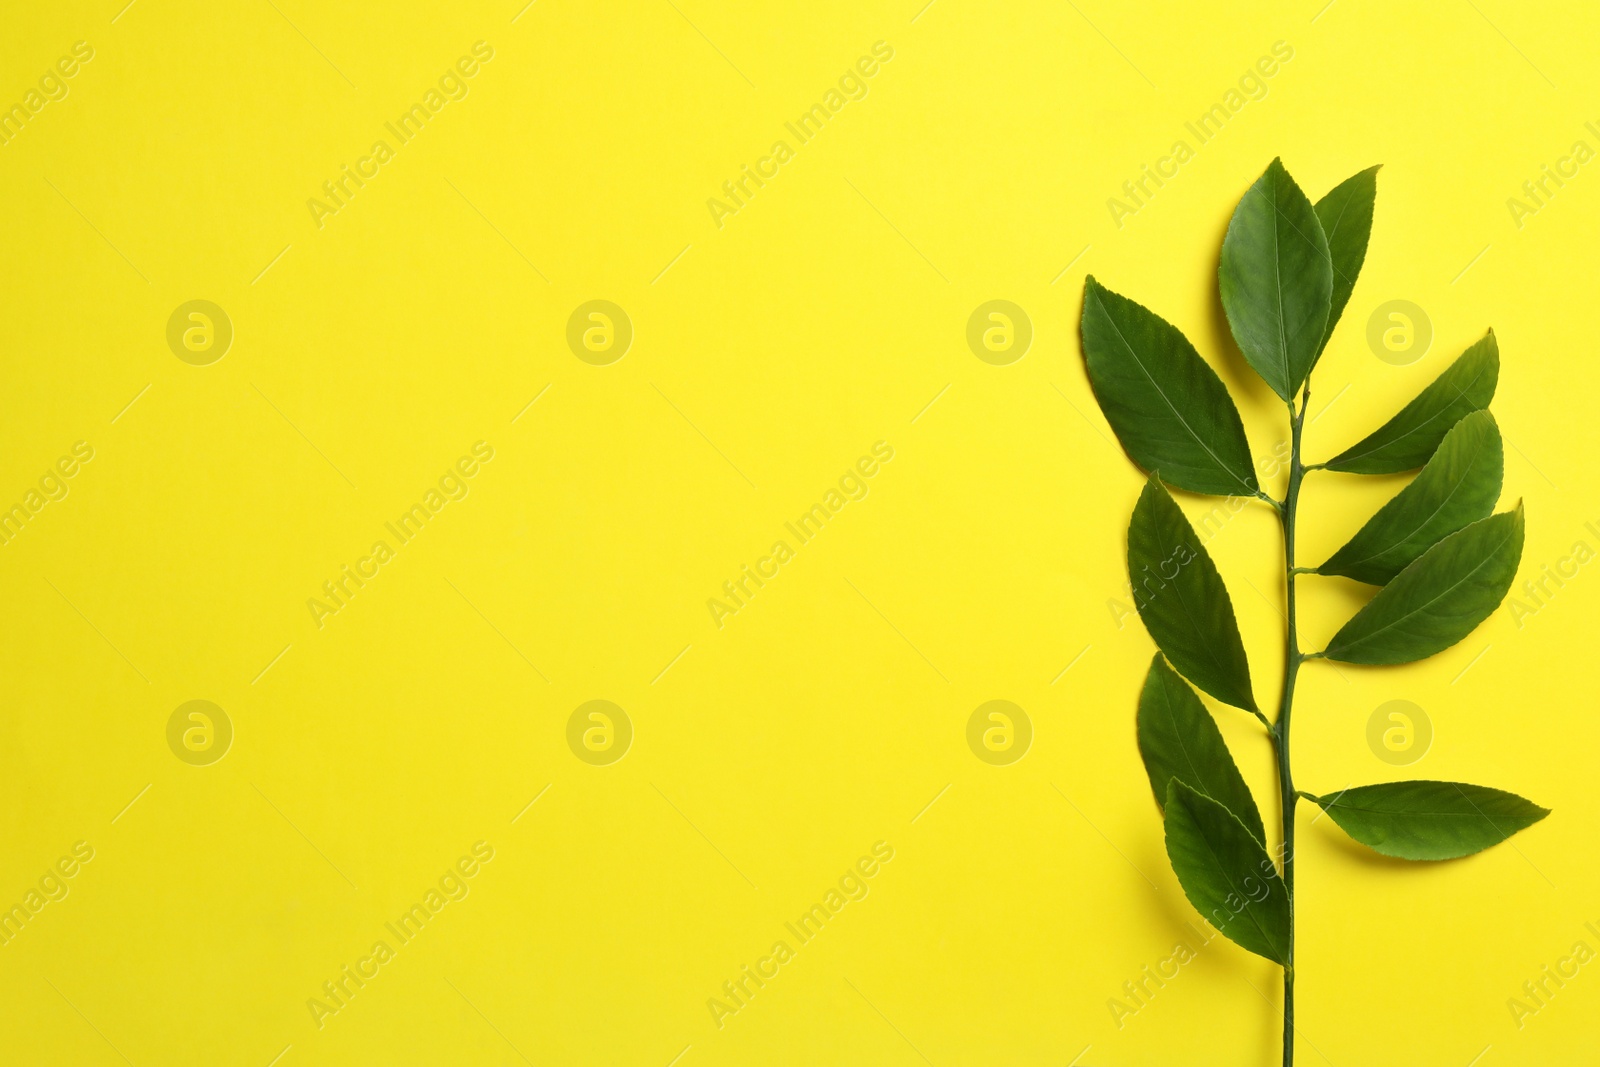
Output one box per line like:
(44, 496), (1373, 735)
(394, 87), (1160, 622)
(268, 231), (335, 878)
(1324, 505), (1524, 664)
(1324, 331), (1499, 474)
(1081, 277), (1258, 496)
(1219, 158), (1333, 401)
(1137, 655), (1265, 843)
(1164, 780), (1289, 963)
(1314, 165), (1380, 360)
(1128, 477), (1257, 710)
(1307, 781), (1548, 860)
(1318, 410), (1503, 584)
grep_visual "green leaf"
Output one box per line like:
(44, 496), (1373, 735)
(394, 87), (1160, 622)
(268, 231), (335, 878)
(1219, 158), (1333, 401)
(1080, 277), (1259, 497)
(1318, 410), (1503, 585)
(1324, 331), (1499, 474)
(1127, 477), (1256, 710)
(1138, 655), (1265, 843)
(1307, 781), (1549, 860)
(1314, 165), (1380, 360)
(1164, 780), (1289, 963)
(1324, 505), (1524, 664)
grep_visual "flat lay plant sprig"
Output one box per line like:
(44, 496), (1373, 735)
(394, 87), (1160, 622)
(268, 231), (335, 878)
(1079, 158), (1548, 1064)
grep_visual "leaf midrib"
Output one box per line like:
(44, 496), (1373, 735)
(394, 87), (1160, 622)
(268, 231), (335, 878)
(1331, 516), (1516, 655)
(1157, 520), (1250, 709)
(1154, 670), (1261, 840)
(1332, 427), (1492, 573)
(1182, 798), (1284, 961)
(1321, 185), (1360, 290)
(1093, 289), (1254, 496)
(1336, 364), (1489, 467)
(1268, 173), (1291, 394)
(1331, 804), (1508, 819)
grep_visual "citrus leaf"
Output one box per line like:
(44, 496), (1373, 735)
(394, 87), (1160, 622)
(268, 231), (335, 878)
(1314, 165), (1380, 361)
(1128, 477), (1257, 710)
(1138, 655), (1265, 843)
(1307, 781), (1549, 860)
(1318, 410), (1503, 584)
(1081, 276), (1259, 497)
(1324, 505), (1524, 664)
(1324, 331), (1498, 474)
(1164, 780), (1289, 963)
(1219, 158), (1333, 401)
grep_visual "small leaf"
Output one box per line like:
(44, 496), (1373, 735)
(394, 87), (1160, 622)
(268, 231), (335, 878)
(1307, 781), (1549, 860)
(1127, 477), (1257, 710)
(1081, 277), (1259, 497)
(1137, 655), (1266, 843)
(1318, 410), (1503, 584)
(1314, 165), (1380, 360)
(1219, 158), (1333, 401)
(1164, 780), (1290, 963)
(1324, 505), (1524, 664)
(1324, 331), (1499, 474)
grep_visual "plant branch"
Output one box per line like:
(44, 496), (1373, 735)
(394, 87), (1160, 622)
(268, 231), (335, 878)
(1271, 388), (1310, 1067)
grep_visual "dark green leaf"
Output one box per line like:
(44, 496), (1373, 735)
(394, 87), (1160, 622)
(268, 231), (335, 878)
(1128, 477), (1257, 710)
(1219, 158), (1333, 401)
(1307, 781), (1549, 860)
(1318, 410), (1503, 584)
(1081, 276), (1259, 497)
(1324, 331), (1499, 474)
(1314, 165), (1380, 360)
(1138, 655), (1265, 843)
(1164, 780), (1289, 963)
(1324, 505), (1524, 664)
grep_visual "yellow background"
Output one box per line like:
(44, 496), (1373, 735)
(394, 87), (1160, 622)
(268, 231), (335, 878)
(1, 0), (1596, 1063)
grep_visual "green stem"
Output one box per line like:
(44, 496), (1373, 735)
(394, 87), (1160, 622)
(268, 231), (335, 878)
(1272, 390), (1309, 1067)
(1254, 490), (1285, 511)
